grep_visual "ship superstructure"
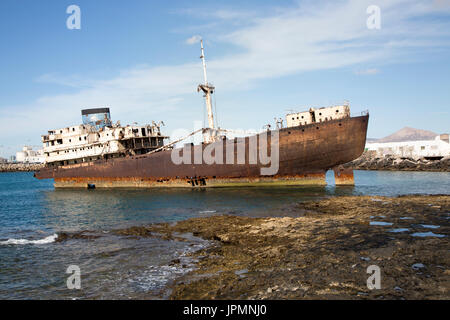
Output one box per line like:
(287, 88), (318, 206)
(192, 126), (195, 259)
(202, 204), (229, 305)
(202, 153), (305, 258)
(42, 108), (168, 167)
(286, 104), (350, 127)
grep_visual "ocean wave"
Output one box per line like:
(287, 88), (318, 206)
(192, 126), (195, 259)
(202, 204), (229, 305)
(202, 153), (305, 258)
(199, 210), (216, 214)
(0, 234), (58, 245)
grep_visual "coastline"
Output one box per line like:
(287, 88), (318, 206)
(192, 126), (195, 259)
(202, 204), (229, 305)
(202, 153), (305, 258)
(116, 195), (449, 300)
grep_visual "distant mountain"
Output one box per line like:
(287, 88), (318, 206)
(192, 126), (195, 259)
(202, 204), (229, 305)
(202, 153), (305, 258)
(375, 127), (437, 143)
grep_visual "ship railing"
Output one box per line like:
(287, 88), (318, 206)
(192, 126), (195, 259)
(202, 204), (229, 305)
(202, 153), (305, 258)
(351, 110), (369, 117)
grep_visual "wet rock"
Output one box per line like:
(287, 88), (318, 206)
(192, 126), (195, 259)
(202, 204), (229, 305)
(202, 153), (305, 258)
(55, 231), (100, 242)
(134, 195), (450, 300)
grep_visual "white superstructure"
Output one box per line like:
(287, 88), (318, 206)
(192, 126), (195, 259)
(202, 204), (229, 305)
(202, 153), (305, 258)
(286, 104), (350, 128)
(41, 109), (168, 167)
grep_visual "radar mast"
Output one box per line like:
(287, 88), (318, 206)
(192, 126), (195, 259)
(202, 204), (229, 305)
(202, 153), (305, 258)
(197, 40), (217, 143)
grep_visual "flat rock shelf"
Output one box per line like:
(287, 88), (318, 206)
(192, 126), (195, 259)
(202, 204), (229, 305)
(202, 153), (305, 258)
(115, 195), (449, 299)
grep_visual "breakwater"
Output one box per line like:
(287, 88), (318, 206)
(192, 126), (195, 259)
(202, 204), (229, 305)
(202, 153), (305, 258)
(345, 151), (449, 172)
(0, 163), (44, 172)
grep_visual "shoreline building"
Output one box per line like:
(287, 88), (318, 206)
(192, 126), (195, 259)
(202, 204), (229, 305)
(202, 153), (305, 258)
(15, 146), (45, 163)
(366, 134), (450, 160)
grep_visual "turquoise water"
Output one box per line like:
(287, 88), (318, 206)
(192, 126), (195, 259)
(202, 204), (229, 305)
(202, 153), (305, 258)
(0, 171), (449, 299)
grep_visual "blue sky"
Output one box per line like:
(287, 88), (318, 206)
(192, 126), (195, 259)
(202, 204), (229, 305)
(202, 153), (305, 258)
(0, 0), (449, 157)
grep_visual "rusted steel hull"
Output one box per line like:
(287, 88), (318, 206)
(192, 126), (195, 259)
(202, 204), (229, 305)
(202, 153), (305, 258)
(333, 165), (355, 186)
(34, 115), (369, 188)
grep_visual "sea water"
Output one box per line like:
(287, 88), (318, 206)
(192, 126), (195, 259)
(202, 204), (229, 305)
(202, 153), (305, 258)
(0, 170), (448, 299)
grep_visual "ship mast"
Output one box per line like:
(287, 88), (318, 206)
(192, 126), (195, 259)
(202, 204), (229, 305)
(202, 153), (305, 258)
(197, 39), (216, 143)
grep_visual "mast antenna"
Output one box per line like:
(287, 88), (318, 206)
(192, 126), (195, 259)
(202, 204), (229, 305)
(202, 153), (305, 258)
(197, 39), (216, 143)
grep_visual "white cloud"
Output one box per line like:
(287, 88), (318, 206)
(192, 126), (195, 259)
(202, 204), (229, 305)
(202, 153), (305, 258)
(185, 35), (202, 45)
(1, 0), (450, 156)
(355, 68), (380, 75)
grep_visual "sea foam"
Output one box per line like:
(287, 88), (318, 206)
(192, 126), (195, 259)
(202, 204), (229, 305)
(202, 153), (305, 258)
(0, 234), (58, 245)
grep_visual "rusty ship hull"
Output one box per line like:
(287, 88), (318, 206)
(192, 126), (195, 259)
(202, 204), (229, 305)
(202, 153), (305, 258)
(34, 115), (368, 188)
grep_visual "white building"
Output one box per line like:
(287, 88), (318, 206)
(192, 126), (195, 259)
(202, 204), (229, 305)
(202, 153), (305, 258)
(15, 146), (45, 163)
(366, 134), (450, 160)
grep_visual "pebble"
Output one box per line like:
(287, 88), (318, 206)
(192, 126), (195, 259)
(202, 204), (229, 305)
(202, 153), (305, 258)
(412, 263), (425, 270)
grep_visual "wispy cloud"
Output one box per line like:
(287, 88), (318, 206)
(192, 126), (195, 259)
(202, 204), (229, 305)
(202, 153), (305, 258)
(185, 35), (202, 45)
(355, 68), (380, 75)
(1, 0), (450, 156)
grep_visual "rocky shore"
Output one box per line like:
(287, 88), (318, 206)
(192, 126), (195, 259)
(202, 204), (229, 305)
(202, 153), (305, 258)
(0, 163), (44, 172)
(116, 195), (449, 299)
(345, 151), (450, 172)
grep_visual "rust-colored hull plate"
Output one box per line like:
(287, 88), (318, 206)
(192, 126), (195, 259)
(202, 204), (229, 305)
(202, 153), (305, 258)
(35, 115), (369, 188)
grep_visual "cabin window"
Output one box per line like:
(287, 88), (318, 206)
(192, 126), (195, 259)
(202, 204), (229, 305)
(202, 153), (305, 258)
(421, 146), (425, 150)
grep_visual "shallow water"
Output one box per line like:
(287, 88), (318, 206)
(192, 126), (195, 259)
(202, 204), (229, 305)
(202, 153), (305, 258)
(0, 170), (449, 299)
